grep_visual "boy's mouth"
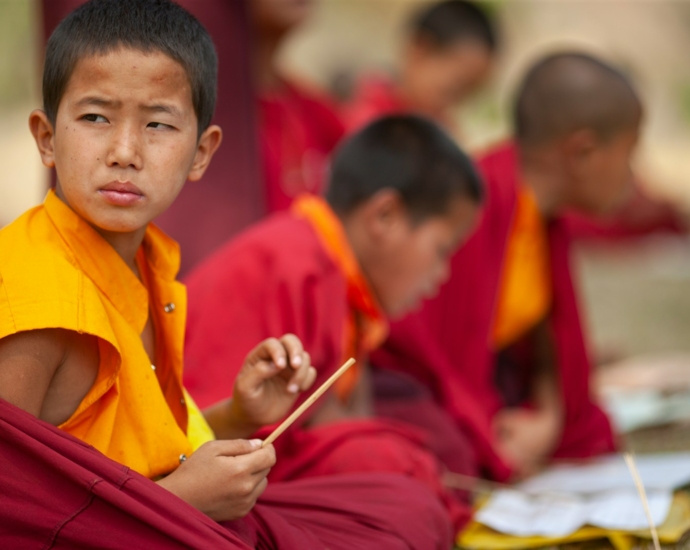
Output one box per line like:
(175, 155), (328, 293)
(98, 181), (144, 207)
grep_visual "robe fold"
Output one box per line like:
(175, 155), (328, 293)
(373, 141), (616, 481)
(0, 397), (453, 550)
(184, 197), (472, 532)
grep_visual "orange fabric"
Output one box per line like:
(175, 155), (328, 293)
(0, 190), (193, 479)
(291, 195), (388, 401)
(492, 186), (552, 349)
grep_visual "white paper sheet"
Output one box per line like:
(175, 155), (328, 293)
(518, 452), (690, 495)
(476, 489), (673, 538)
(474, 453), (690, 538)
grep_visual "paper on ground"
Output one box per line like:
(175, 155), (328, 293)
(474, 452), (690, 538)
(517, 452), (690, 495)
(476, 489), (673, 538)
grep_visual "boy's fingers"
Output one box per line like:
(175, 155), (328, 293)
(279, 334), (304, 368)
(235, 444), (276, 474)
(302, 366), (317, 391)
(285, 352), (312, 393)
(211, 438), (263, 457)
(255, 337), (287, 369)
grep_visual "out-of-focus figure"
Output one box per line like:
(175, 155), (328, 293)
(251, 0), (345, 213)
(344, 0), (497, 136)
(374, 52), (643, 481)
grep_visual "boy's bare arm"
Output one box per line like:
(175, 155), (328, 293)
(0, 329), (68, 417)
(0, 329), (99, 425)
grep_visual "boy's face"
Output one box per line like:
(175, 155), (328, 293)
(30, 48), (221, 236)
(363, 195), (480, 318)
(566, 128), (639, 216)
(407, 38), (493, 114)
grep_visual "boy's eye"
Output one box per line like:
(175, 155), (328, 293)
(82, 114), (108, 123)
(147, 121), (174, 130)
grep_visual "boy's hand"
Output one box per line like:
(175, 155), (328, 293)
(157, 439), (275, 521)
(493, 407), (562, 478)
(230, 334), (317, 433)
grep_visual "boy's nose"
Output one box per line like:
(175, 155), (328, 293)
(106, 126), (143, 170)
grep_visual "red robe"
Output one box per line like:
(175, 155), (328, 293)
(0, 397), (452, 549)
(343, 73), (408, 134)
(260, 80), (345, 213)
(373, 142), (617, 481)
(183, 205), (471, 532)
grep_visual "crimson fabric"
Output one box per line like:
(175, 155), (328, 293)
(0, 397), (453, 549)
(373, 141), (616, 482)
(343, 74), (407, 133)
(563, 184), (685, 241)
(259, 81), (345, 213)
(41, 0), (265, 277)
(183, 212), (472, 532)
(373, 369), (479, 479)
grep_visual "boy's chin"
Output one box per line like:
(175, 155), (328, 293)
(86, 211), (154, 235)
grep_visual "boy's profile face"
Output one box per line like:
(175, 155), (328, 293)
(566, 128), (639, 216)
(407, 38), (493, 114)
(364, 194), (480, 318)
(30, 47), (221, 236)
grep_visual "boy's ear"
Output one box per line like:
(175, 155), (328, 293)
(188, 124), (223, 182)
(29, 110), (56, 169)
(360, 188), (407, 240)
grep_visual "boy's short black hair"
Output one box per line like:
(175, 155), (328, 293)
(327, 115), (483, 222)
(43, 0), (217, 136)
(410, 0), (497, 52)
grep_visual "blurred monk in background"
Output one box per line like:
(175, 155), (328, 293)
(344, 0), (497, 138)
(374, 52), (643, 481)
(184, 115), (485, 534)
(252, 0), (345, 212)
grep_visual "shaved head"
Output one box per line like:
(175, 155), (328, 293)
(514, 52), (642, 146)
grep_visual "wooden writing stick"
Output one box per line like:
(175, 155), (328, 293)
(262, 358), (356, 447)
(624, 452), (661, 550)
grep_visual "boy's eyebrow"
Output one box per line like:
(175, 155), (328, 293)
(75, 96), (121, 109)
(74, 97), (183, 118)
(140, 103), (184, 118)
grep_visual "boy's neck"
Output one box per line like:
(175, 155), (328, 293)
(95, 226), (148, 275)
(518, 144), (567, 218)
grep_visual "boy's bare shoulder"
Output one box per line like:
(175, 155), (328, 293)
(0, 327), (100, 424)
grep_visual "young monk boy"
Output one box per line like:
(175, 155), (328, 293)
(0, 1), (452, 548)
(345, 0), (497, 136)
(374, 52), (642, 481)
(184, 114), (484, 533)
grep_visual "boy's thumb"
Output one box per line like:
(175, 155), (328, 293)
(216, 438), (263, 457)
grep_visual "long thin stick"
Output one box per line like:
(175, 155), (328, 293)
(624, 452), (661, 550)
(262, 358), (356, 447)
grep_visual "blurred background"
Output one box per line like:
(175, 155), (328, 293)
(2, 0), (690, 440)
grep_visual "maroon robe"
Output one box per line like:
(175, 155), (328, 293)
(183, 211), (472, 532)
(373, 141), (617, 482)
(0, 396), (453, 549)
(260, 80), (345, 213)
